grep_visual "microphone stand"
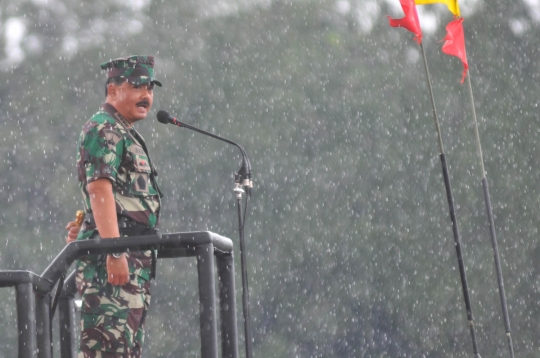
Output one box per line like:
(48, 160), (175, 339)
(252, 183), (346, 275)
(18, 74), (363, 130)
(161, 115), (253, 358)
(234, 173), (253, 358)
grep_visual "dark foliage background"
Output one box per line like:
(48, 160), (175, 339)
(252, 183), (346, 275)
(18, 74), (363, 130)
(0, 0), (538, 356)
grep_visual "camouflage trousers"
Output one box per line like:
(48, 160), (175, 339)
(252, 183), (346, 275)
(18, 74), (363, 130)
(76, 252), (152, 358)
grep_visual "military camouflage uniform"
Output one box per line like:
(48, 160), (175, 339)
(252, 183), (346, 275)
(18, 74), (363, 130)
(75, 55), (163, 358)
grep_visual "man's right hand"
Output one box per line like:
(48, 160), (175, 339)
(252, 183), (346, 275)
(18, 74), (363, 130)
(106, 254), (130, 286)
(88, 179), (129, 285)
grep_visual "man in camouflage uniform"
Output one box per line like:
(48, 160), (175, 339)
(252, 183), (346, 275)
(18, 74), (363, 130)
(66, 55), (164, 358)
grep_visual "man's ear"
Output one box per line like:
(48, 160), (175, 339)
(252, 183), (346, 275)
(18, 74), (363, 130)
(107, 83), (117, 98)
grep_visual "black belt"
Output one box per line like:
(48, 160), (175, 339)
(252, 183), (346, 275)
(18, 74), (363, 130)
(117, 216), (158, 236)
(84, 212), (158, 236)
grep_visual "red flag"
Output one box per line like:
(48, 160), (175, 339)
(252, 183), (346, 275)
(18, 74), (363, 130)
(387, 0), (423, 44)
(441, 18), (468, 83)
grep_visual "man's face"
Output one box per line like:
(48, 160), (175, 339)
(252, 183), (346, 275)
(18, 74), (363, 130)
(108, 81), (154, 123)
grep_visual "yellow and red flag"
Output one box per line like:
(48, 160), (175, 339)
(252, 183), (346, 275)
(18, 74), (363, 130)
(441, 18), (468, 83)
(415, 0), (460, 17)
(387, 0), (423, 44)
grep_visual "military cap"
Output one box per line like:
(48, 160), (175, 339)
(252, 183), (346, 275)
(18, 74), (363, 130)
(101, 55), (162, 87)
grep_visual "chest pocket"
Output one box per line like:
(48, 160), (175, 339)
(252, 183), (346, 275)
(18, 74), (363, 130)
(128, 143), (152, 195)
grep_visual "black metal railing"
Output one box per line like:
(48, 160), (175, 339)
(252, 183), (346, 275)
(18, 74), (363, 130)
(0, 231), (239, 358)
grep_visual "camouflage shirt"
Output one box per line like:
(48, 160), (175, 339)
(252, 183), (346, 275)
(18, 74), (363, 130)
(76, 103), (162, 241)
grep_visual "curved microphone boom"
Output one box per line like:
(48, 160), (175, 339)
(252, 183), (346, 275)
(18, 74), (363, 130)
(156, 110), (253, 193)
(157, 109), (254, 358)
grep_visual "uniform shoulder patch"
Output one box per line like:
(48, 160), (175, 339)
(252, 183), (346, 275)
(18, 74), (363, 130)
(103, 129), (122, 150)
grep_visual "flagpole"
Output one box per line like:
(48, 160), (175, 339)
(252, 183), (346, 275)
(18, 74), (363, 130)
(466, 70), (515, 358)
(420, 42), (481, 358)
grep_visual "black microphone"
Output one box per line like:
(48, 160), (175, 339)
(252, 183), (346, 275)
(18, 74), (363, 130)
(156, 110), (253, 194)
(157, 110), (182, 126)
(156, 110), (172, 124)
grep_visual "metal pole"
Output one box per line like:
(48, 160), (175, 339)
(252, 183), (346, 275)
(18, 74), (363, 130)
(59, 271), (78, 358)
(440, 153), (480, 356)
(196, 243), (218, 358)
(35, 292), (52, 358)
(420, 43), (481, 357)
(235, 185), (253, 358)
(16, 283), (37, 358)
(217, 253), (239, 358)
(58, 297), (77, 358)
(466, 72), (515, 357)
(420, 44), (444, 154)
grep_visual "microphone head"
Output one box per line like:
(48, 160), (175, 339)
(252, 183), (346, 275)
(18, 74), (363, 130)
(157, 110), (171, 124)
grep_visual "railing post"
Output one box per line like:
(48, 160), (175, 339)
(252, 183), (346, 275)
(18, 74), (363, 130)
(217, 252), (239, 358)
(59, 272), (78, 358)
(35, 292), (52, 358)
(16, 282), (37, 358)
(196, 243), (218, 358)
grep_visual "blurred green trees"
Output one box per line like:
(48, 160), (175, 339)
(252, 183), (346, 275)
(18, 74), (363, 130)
(0, 0), (539, 356)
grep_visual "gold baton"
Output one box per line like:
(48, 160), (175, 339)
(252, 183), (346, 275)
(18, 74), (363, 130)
(75, 210), (85, 226)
